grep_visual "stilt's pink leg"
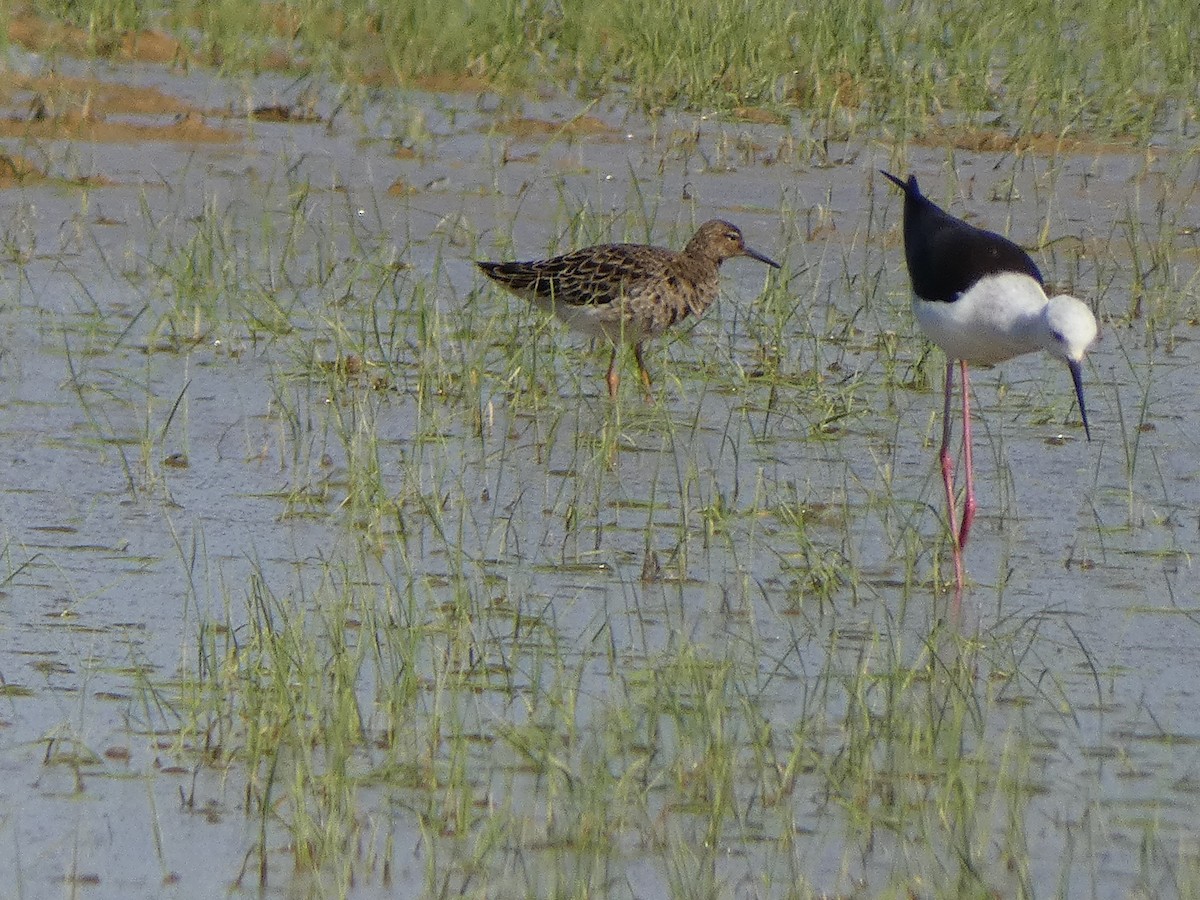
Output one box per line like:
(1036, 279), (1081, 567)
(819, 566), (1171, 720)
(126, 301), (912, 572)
(939, 361), (965, 614)
(958, 359), (977, 550)
(939, 362), (960, 542)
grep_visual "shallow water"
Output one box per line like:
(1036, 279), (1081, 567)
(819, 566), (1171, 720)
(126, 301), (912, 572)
(0, 47), (1197, 899)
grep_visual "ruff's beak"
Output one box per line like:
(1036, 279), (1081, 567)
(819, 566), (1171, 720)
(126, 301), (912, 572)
(744, 246), (781, 269)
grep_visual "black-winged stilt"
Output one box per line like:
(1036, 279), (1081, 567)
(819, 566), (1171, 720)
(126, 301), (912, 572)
(880, 170), (1097, 607)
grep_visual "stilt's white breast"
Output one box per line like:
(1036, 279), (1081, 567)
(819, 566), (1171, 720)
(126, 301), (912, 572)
(912, 271), (1058, 365)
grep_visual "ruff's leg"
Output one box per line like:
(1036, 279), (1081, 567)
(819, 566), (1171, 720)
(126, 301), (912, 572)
(605, 347), (620, 399)
(633, 343), (654, 403)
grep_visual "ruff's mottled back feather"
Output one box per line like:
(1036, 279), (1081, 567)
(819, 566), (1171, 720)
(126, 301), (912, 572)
(477, 219), (779, 398)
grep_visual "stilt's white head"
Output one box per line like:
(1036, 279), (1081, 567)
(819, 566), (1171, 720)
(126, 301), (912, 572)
(1043, 294), (1098, 440)
(1044, 295), (1098, 363)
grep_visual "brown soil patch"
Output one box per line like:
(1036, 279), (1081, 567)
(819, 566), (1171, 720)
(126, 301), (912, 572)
(914, 127), (1139, 156)
(0, 153), (47, 186)
(410, 73), (492, 94)
(732, 107), (789, 126)
(490, 115), (619, 139)
(9, 15), (184, 65)
(359, 67), (398, 89)
(249, 104), (321, 124)
(0, 74), (241, 144)
(11, 75), (317, 133)
(783, 71), (864, 109)
(17, 74), (196, 118)
(0, 151), (112, 188)
(262, 2), (304, 39)
(832, 73), (865, 109)
(260, 48), (301, 71)
(0, 110), (238, 144)
(117, 29), (182, 64)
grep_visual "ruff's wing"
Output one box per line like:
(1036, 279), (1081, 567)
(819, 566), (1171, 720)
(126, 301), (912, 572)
(478, 244), (670, 307)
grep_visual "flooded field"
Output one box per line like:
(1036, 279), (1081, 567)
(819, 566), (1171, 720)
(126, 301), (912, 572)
(0, 41), (1197, 900)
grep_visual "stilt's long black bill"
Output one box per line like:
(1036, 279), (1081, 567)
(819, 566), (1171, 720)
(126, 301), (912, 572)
(1069, 359), (1091, 441)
